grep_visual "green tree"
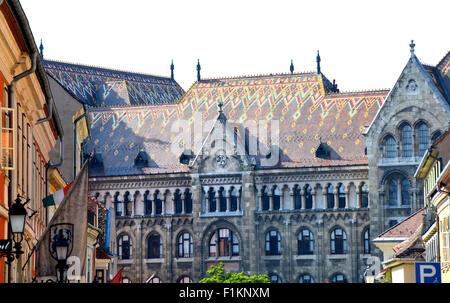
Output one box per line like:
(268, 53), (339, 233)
(199, 262), (270, 283)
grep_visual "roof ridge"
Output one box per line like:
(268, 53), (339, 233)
(43, 58), (175, 82)
(325, 88), (390, 96)
(199, 71), (317, 81)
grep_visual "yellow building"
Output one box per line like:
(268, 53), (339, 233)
(0, 0), (64, 282)
(415, 130), (450, 283)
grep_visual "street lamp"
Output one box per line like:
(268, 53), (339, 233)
(49, 224), (73, 283)
(8, 195), (27, 256)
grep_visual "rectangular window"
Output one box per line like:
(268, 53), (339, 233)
(441, 216), (450, 268)
(0, 106), (14, 170)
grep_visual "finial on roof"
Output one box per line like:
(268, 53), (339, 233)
(217, 101), (227, 123)
(218, 101), (223, 113)
(409, 40), (415, 54)
(316, 50), (321, 74)
(290, 59), (294, 74)
(170, 60), (174, 80)
(39, 39), (44, 58)
(197, 59), (201, 82)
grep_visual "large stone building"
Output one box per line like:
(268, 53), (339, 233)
(44, 44), (450, 283)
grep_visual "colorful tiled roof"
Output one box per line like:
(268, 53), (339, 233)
(84, 71), (388, 177)
(43, 59), (185, 107)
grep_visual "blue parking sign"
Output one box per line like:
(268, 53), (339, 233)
(415, 263), (441, 283)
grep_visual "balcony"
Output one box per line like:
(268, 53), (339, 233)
(378, 156), (422, 167)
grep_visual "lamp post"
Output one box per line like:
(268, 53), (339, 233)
(49, 223), (73, 283)
(0, 195), (27, 264)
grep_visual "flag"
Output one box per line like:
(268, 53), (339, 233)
(110, 269), (122, 283)
(42, 182), (73, 208)
(34, 162), (89, 282)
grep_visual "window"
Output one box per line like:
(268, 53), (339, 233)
(177, 276), (192, 283)
(331, 228), (347, 254)
(431, 130), (442, 143)
(218, 187), (227, 212)
(327, 185), (335, 209)
(154, 191), (162, 215)
(272, 187), (281, 210)
(174, 190), (183, 214)
(417, 123), (429, 157)
(360, 183), (369, 208)
(1, 87), (14, 170)
(388, 179), (398, 206)
(401, 124), (412, 157)
(385, 136), (397, 158)
(229, 187), (238, 212)
(440, 216), (450, 267)
(304, 185), (313, 209)
(177, 232), (193, 258)
(294, 185), (302, 210)
(331, 273), (347, 283)
(363, 229), (370, 254)
(269, 274), (282, 283)
(298, 229), (314, 255)
(184, 189), (193, 214)
(209, 228), (239, 257)
(148, 234), (162, 259)
(144, 191), (152, 215)
(261, 186), (270, 211)
(208, 188), (217, 212)
(123, 192), (131, 216)
(114, 192), (122, 217)
(401, 178), (411, 205)
(118, 234), (132, 260)
(338, 184), (346, 208)
(265, 230), (281, 256)
(298, 274), (314, 283)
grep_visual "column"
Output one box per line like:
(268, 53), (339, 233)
(215, 189), (220, 213)
(226, 189), (231, 213)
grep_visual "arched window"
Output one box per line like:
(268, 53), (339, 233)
(298, 229), (314, 255)
(388, 179), (398, 206)
(338, 184), (346, 208)
(177, 276), (192, 283)
(265, 230), (281, 256)
(144, 191), (152, 215)
(261, 186), (270, 211)
(219, 187), (227, 212)
(209, 228), (239, 257)
(272, 187), (281, 211)
(154, 191), (162, 215)
(360, 183), (369, 208)
(293, 185), (302, 210)
(269, 274), (282, 283)
(401, 124), (413, 157)
(177, 232), (193, 258)
(208, 188), (216, 212)
(184, 189), (193, 214)
(229, 187), (238, 212)
(417, 122), (429, 157)
(114, 192), (122, 217)
(327, 185), (335, 209)
(123, 191), (131, 216)
(148, 277), (161, 283)
(174, 189), (183, 214)
(148, 234), (162, 259)
(401, 178), (411, 205)
(331, 273), (347, 283)
(304, 184), (313, 209)
(118, 234), (132, 260)
(331, 228), (347, 254)
(385, 135), (397, 158)
(298, 274), (314, 283)
(363, 229), (370, 254)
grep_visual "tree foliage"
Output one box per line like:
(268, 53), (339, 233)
(199, 262), (270, 283)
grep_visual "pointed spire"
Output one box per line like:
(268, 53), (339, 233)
(217, 101), (226, 123)
(197, 59), (201, 82)
(409, 40), (415, 54)
(316, 50), (321, 74)
(290, 59), (294, 74)
(170, 60), (174, 80)
(39, 39), (44, 59)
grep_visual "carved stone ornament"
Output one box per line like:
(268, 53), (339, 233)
(215, 153), (227, 167)
(406, 79), (417, 92)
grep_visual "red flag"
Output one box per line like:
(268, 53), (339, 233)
(110, 269), (123, 283)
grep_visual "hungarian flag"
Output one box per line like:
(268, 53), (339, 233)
(42, 182), (73, 208)
(110, 269), (123, 283)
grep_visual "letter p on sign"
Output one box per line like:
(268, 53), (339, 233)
(415, 263), (441, 283)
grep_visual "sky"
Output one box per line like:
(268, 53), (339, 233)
(20, 0), (449, 92)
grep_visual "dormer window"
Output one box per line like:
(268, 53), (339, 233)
(179, 149), (194, 165)
(315, 142), (330, 159)
(135, 150), (149, 168)
(90, 152), (103, 169)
